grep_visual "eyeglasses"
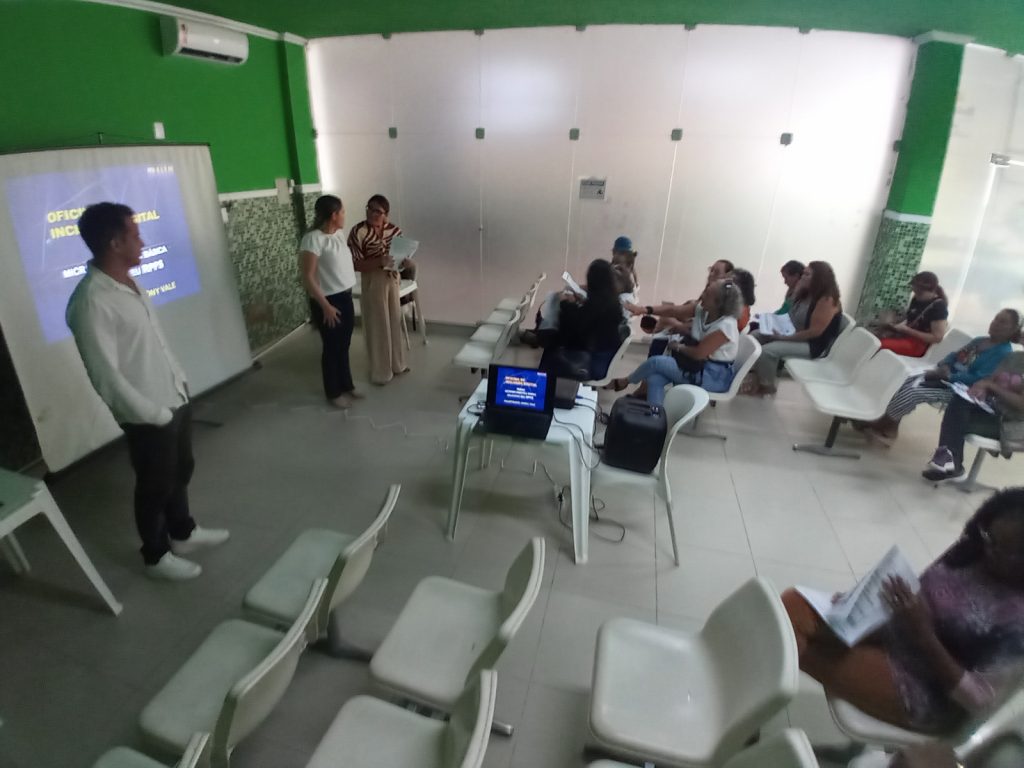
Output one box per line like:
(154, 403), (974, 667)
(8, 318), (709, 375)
(367, 207), (387, 216)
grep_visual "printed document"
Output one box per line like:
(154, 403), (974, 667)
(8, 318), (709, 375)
(389, 236), (419, 262)
(562, 271), (588, 299)
(796, 545), (920, 646)
(944, 381), (996, 414)
(754, 312), (796, 336)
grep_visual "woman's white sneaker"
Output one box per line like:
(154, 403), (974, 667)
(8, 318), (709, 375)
(170, 526), (230, 555)
(147, 552), (202, 581)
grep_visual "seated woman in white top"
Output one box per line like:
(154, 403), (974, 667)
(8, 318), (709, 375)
(607, 278), (744, 404)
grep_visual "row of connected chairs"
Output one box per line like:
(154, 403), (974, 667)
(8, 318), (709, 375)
(454, 273), (546, 370)
(789, 321), (1020, 482)
(93, 486), (547, 768)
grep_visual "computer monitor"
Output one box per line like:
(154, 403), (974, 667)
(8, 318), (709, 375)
(486, 365), (555, 414)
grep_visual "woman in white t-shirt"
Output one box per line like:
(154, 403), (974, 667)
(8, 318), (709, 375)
(606, 279), (743, 404)
(299, 195), (361, 408)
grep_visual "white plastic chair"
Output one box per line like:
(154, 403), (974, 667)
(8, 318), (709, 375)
(591, 385), (710, 565)
(370, 538), (545, 736)
(496, 273), (545, 311)
(791, 350), (907, 459)
(686, 335), (762, 440)
(951, 434), (1022, 494)
(92, 733), (211, 768)
(588, 728), (818, 767)
(785, 328), (880, 386)
(828, 681), (1024, 763)
(243, 484), (399, 657)
(305, 669), (498, 768)
(454, 310), (521, 371)
(898, 327), (973, 374)
(140, 580), (326, 768)
(584, 333), (634, 388)
(470, 295), (530, 344)
(589, 577), (799, 767)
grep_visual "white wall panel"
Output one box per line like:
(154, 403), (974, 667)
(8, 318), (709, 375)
(317, 134), (399, 216)
(395, 136), (483, 324)
(481, 138), (574, 315)
(661, 137), (785, 305)
(789, 31), (913, 143)
(576, 25), (689, 138)
(568, 139), (677, 301)
(390, 31), (482, 135)
(308, 26), (914, 326)
(763, 138), (889, 313)
(308, 36), (393, 135)
(681, 26), (802, 138)
(481, 27), (580, 137)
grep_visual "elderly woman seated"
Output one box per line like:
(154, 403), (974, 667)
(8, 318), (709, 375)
(782, 487), (1024, 737)
(606, 278), (744, 404)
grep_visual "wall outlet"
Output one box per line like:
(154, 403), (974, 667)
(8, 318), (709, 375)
(153, 122), (165, 140)
(275, 177), (291, 205)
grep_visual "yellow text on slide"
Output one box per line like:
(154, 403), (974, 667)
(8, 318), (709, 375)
(47, 208), (160, 241)
(133, 209), (160, 223)
(146, 281), (176, 297)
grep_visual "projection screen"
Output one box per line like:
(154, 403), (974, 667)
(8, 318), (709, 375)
(0, 144), (252, 471)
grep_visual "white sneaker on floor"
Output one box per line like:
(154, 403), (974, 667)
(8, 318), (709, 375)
(146, 552), (201, 581)
(170, 526), (230, 555)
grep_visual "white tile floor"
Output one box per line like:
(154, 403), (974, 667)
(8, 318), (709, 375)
(1, 327), (1020, 767)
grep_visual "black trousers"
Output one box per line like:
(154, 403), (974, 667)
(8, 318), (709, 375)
(938, 397), (1001, 469)
(122, 404), (196, 564)
(310, 290), (355, 399)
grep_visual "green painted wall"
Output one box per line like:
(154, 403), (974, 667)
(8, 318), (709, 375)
(166, 0), (1023, 52)
(0, 0), (317, 193)
(886, 42), (963, 216)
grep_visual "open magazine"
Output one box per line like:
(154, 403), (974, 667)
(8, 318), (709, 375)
(796, 545), (920, 646)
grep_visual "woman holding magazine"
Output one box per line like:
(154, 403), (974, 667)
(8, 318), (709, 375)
(855, 309), (1020, 446)
(782, 487), (1024, 734)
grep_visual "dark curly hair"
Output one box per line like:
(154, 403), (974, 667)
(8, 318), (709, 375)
(942, 487), (1024, 568)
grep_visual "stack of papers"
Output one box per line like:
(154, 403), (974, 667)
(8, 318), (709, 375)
(796, 545), (920, 646)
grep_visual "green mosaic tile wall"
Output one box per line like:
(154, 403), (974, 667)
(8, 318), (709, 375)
(224, 191), (315, 353)
(0, 192), (316, 470)
(855, 215), (931, 322)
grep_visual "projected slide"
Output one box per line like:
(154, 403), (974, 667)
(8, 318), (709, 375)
(6, 164), (201, 343)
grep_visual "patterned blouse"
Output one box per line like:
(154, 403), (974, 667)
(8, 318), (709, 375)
(884, 559), (1024, 731)
(347, 220), (402, 271)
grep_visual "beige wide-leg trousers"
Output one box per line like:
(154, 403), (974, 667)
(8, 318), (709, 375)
(361, 269), (406, 384)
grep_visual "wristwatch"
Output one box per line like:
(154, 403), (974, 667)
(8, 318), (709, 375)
(646, 305), (654, 315)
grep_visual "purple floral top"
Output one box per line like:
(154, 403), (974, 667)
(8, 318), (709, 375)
(884, 561), (1024, 731)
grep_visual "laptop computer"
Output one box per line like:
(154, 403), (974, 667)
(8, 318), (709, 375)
(482, 365), (556, 440)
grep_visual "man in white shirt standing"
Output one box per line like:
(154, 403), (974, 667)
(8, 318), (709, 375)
(66, 202), (228, 581)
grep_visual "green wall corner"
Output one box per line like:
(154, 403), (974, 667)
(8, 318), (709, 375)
(886, 41), (964, 217)
(0, 1), (317, 193)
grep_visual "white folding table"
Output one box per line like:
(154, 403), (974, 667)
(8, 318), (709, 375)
(447, 380), (598, 564)
(0, 467), (122, 615)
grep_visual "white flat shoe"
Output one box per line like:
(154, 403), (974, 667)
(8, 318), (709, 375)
(170, 526), (230, 555)
(147, 552), (201, 581)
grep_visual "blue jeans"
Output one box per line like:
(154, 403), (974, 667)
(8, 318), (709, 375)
(627, 355), (684, 405)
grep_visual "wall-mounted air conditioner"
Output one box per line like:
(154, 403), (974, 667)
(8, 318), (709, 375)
(160, 16), (249, 65)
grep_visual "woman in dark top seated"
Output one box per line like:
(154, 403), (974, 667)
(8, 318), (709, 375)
(751, 260), (843, 396)
(783, 487), (1024, 735)
(876, 271), (949, 357)
(539, 259), (628, 381)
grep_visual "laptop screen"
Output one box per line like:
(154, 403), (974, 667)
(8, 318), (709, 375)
(490, 366), (550, 412)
